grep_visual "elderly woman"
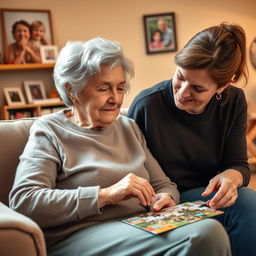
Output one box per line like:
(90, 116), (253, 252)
(9, 38), (231, 256)
(6, 20), (41, 64)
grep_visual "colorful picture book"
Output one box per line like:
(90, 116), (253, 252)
(122, 200), (223, 234)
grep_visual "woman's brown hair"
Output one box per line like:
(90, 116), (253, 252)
(174, 22), (248, 88)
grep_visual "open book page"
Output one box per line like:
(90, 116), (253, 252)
(122, 200), (223, 234)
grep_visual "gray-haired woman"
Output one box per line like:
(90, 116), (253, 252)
(10, 38), (231, 256)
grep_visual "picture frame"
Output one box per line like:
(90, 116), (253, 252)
(23, 80), (46, 103)
(143, 12), (177, 54)
(0, 8), (54, 64)
(4, 87), (26, 105)
(40, 45), (58, 63)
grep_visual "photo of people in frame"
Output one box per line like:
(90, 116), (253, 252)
(1, 9), (54, 64)
(8, 91), (21, 102)
(40, 45), (58, 63)
(4, 87), (26, 105)
(29, 84), (43, 100)
(24, 80), (46, 103)
(143, 13), (177, 54)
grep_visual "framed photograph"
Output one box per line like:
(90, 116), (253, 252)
(40, 45), (58, 63)
(143, 13), (177, 54)
(24, 80), (46, 103)
(4, 87), (26, 105)
(0, 8), (54, 63)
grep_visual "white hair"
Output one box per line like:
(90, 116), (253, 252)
(53, 37), (134, 106)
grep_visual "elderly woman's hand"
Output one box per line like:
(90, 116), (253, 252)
(201, 169), (243, 209)
(99, 173), (156, 208)
(150, 193), (176, 212)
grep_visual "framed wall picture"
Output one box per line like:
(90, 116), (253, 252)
(0, 8), (54, 64)
(40, 45), (58, 63)
(24, 80), (46, 103)
(143, 12), (177, 54)
(3, 87), (26, 105)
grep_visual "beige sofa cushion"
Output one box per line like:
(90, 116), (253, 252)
(0, 118), (35, 205)
(0, 202), (47, 256)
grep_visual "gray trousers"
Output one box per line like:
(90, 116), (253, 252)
(48, 218), (231, 256)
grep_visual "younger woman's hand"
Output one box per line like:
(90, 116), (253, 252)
(99, 173), (156, 208)
(150, 193), (176, 212)
(202, 169), (242, 208)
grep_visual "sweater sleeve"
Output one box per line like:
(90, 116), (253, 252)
(132, 122), (180, 204)
(220, 90), (250, 186)
(9, 122), (102, 228)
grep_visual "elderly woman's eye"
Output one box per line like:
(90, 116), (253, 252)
(98, 86), (109, 91)
(118, 86), (125, 91)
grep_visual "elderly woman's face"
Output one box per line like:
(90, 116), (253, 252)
(13, 24), (30, 41)
(74, 64), (126, 129)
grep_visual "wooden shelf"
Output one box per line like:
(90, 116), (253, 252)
(0, 63), (55, 71)
(1, 101), (65, 120)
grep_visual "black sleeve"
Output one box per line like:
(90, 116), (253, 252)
(127, 96), (146, 133)
(220, 90), (250, 186)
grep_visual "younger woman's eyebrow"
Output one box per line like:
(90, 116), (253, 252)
(178, 69), (207, 89)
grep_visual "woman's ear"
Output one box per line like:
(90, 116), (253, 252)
(65, 83), (72, 96)
(65, 83), (79, 104)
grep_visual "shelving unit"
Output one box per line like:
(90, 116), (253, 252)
(0, 63), (58, 120)
(0, 63), (55, 71)
(1, 101), (66, 120)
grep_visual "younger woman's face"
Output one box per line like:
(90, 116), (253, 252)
(172, 67), (221, 114)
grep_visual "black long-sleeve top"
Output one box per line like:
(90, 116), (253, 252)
(128, 80), (250, 192)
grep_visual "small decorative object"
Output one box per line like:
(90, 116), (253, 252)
(3, 87), (26, 105)
(48, 87), (60, 99)
(143, 12), (177, 54)
(40, 45), (58, 63)
(24, 80), (46, 103)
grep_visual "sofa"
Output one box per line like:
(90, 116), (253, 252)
(0, 118), (47, 256)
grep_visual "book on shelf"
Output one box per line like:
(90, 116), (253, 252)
(40, 108), (52, 116)
(122, 200), (223, 235)
(8, 110), (35, 120)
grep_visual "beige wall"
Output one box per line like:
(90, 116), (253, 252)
(1, 0), (256, 109)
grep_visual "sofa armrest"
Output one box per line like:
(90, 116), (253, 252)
(0, 202), (46, 256)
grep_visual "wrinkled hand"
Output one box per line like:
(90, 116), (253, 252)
(202, 169), (243, 209)
(150, 193), (176, 212)
(99, 173), (156, 207)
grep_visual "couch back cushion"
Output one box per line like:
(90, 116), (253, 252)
(0, 118), (35, 205)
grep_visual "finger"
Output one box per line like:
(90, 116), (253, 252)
(212, 191), (238, 209)
(135, 182), (154, 206)
(154, 197), (176, 211)
(208, 184), (230, 208)
(131, 188), (148, 206)
(137, 177), (156, 197)
(201, 179), (218, 197)
(135, 178), (155, 204)
(152, 194), (175, 211)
